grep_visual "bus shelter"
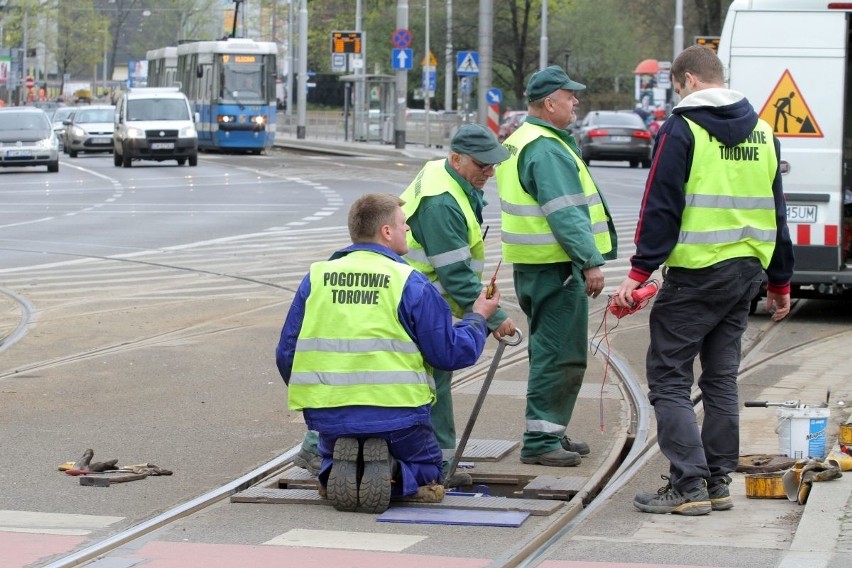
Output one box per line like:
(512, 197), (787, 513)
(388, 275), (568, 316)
(340, 74), (395, 143)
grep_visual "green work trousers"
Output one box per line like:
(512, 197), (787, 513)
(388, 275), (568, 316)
(515, 263), (589, 457)
(430, 367), (457, 464)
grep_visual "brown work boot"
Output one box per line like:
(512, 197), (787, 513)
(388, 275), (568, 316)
(520, 448), (581, 467)
(411, 483), (446, 503)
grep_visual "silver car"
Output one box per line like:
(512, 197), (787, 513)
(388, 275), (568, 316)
(51, 106), (77, 151)
(0, 107), (59, 173)
(64, 105), (115, 157)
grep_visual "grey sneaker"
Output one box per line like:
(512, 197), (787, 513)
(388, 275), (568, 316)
(520, 448), (582, 467)
(708, 475), (734, 511)
(634, 476), (711, 516)
(294, 448), (322, 476)
(560, 436), (591, 456)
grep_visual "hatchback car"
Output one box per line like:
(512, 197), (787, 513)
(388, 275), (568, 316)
(498, 110), (527, 142)
(64, 105), (115, 157)
(0, 107), (59, 172)
(576, 110), (652, 168)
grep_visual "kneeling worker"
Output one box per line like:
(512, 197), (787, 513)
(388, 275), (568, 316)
(276, 193), (499, 513)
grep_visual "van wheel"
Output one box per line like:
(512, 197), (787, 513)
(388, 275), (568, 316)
(69, 149), (78, 158)
(177, 158), (186, 166)
(47, 160), (59, 173)
(122, 144), (132, 168)
(113, 150), (122, 167)
(629, 160), (639, 168)
(189, 154), (198, 167)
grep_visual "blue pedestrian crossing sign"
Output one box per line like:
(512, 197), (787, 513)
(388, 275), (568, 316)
(456, 51), (479, 76)
(392, 48), (413, 70)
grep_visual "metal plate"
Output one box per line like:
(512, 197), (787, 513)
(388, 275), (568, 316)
(522, 475), (586, 499)
(377, 506), (529, 527)
(455, 439), (518, 461)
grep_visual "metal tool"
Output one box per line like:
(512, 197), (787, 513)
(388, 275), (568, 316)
(444, 330), (524, 488)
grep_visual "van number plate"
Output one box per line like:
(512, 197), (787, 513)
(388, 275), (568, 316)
(151, 142), (174, 150)
(786, 205), (817, 223)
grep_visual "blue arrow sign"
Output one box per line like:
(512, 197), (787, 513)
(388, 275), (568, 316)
(456, 51), (479, 76)
(487, 87), (503, 105)
(392, 48), (413, 70)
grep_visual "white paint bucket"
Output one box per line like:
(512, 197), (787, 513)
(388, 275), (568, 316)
(776, 406), (830, 459)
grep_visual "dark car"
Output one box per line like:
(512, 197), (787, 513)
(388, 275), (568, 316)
(498, 110), (527, 142)
(0, 107), (59, 173)
(576, 110), (652, 168)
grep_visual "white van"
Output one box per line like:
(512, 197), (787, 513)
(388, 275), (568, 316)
(113, 87), (198, 167)
(719, 1), (852, 298)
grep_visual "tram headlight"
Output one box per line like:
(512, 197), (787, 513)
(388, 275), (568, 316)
(217, 114), (237, 124)
(251, 115), (267, 127)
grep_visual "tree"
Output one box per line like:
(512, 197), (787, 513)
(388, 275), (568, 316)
(49, 0), (110, 94)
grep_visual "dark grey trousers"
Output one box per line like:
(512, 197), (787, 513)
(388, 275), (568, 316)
(646, 257), (765, 492)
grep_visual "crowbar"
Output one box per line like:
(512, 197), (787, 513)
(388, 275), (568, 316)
(444, 330), (524, 487)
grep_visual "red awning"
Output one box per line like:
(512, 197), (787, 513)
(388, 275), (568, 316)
(633, 59), (659, 74)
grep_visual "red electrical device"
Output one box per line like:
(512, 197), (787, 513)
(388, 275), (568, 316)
(608, 280), (659, 319)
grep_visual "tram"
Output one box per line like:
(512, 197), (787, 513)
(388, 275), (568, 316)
(145, 47), (178, 88)
(159, 38), (278, 152)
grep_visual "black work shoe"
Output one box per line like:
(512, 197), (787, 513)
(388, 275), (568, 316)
(560, 436), (591, 456)
(443, 471), (472, 488)
(633, 476), (711, 516)
(358, 438), (392, 514)
(327, 438), (359, 512)
(294, 448), (322, 476)
(708, 475), (734, 511)
(520, 448), (581, 467)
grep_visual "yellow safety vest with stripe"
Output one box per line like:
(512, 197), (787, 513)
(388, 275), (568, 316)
(288, 250), (435, 411)
(666, 117), (777, 269)
(497, 122), (613, 264)
(400, 159), (485, 318)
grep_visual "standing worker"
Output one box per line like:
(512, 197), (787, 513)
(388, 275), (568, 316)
(400, 123), (517, 485)
(613, 45), (794, 515)
(276, 193), (500, 513)
(496, 65), (617, 466)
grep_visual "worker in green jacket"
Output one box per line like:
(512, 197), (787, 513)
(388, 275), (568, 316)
(496, 66), (617, 466)
(400, 123), (517, 486)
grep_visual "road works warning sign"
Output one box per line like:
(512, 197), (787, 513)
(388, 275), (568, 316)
(757, 69), (823, 138)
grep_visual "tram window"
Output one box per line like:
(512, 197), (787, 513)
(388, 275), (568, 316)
(223, 66), (262, 101)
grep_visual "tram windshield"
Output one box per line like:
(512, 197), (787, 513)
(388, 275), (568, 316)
(221, 64), (264, 104)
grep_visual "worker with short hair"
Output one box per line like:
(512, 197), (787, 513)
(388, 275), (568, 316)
(276, 193), (500, 513)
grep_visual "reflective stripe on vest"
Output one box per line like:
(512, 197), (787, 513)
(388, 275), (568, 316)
(666, 117), (778, 269)
(288, 250), (434, 411)
(400, 159), (485, 317)
(496, 122), (613, 264)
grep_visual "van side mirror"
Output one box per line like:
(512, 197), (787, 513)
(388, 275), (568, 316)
(196, 64), (203, 78)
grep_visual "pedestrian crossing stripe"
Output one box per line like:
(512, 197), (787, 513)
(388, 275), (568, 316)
(757, 69), (823, 138)
(458, 53), (479, 73)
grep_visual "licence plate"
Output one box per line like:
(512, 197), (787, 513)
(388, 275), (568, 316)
(5, 150), (32, 158)
(610, 136), (630, 143)
(150, 142), (174, 150)
(93, 137), (111, 144)
(786, 205), (817, 223)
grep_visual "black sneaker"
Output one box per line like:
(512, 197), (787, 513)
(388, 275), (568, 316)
(708, 475), (734, 511)
(560, 436), (591, 456)
(633, 476), (711, 516)
(358, 438), (392, 514)
(327, 437), (359, 512)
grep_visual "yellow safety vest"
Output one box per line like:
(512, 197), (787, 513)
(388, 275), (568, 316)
(288, 250), (435, 411)
(400, 159), (485, 318)
(497, 122), (613, 264)
(666, 117), (777, 269)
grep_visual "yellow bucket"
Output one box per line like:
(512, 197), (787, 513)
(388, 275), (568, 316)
(838, 423), (852, 446)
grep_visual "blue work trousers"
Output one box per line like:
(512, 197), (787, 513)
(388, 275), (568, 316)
(316, 424), (443, 497)
(647, 257), (764, 492)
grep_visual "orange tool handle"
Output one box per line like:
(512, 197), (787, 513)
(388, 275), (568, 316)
(486, 260), (502, 299)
